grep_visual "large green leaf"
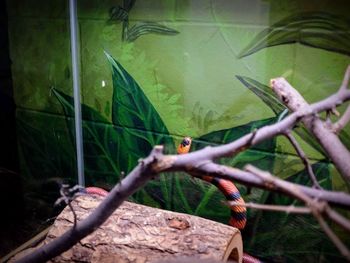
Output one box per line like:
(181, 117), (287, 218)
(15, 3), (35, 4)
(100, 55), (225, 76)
(106, 52), (177, 209)
(237, 75), (350, 153)
(106, 52), (174, 171)
(236, 75), (285, 115)
(236, 75), (331, 155)
(193, 116), (278, 174)
(109, 6), (129, 23)
(109, 0), (136, 23)
(16, 109), (76, 181)
(238, 12), (350, 58)
(52, 88), (120, 186)
(193, 117), (278, 153)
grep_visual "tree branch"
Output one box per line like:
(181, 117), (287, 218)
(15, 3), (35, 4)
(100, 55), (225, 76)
(16, 66), (350, 263)
(271, 76), (350, 182)
(245, 165), (350, 260)
(340, 65), (350, 92)
(226, 201), (311, 214)
(172, 84), (350, 183)
(284, 131), (321, 189)
(333, 104), (350, 133)
(315, 211), (350, 260)
(16, 146), (165, 263)
(172, 160), (350, 208)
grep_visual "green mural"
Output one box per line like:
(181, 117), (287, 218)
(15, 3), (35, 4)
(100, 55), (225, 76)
(238, 12), (350, 58)
(6, 0), (350, 261)
(43, 53), (338, 261)
(109, 0), (179, 42)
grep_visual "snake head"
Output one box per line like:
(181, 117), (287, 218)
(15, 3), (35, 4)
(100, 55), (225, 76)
(177, 137), (192, 154)
(181, 137), (192, 147)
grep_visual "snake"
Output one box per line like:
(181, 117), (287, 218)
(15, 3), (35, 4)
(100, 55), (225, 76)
(84, 136), (261, 263)
(177, 137), (261, 263)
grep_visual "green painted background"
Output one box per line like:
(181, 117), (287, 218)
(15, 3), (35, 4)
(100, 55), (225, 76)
(6, 0), (350, 261)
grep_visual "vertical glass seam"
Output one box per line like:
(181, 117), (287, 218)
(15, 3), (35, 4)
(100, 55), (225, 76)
(69, 0), (85, 186)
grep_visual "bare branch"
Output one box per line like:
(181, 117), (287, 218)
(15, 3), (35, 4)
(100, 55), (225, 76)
(16, 146), (165, 263)
(340, 65), (350, 92)
(226, 201), (311, 214)
(245, 165), (350, 260)
(284, 131), (321, 189)
(178, 161), (350, 208)
(324, 206), (350, 232)
(271, 77), (350, 182)
(16, 67), (350, 263)
(227, 200), (350, 233)
(333, 104), (350, 133)
(315, 214), (350, 260)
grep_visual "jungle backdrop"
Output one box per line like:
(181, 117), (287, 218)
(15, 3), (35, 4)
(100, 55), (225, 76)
(5, 0), (350, 262)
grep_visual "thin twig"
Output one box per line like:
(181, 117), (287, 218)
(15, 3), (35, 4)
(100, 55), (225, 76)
(55, 184), (84, 227)
(68, 202), (77, 226)
(16, 146), (164, 263)
(340, 65), (350, 92)
(325, 110), (332, 125)
(284, 131), (321, 189)
(333, 104), (350, 133)
(174, 79), (350, 181)
(247, 128), (258, 146)
(271, 75), (350, 182)
(226, 201), (311, 214)
(183, 161), (350, 208)
(15, 67), (350, 263)
(315, 213), (350, 260)
(245, 165), (350, 260)
(324, 206), (350, 232)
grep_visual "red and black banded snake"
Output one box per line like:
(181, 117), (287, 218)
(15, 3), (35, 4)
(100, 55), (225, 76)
(177, 136), (261, 263)
(85, 136), (261, 263)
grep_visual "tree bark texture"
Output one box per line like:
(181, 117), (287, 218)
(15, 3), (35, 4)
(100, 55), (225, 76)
(271, 77), (350, 182)
(10, 195), (242, 263)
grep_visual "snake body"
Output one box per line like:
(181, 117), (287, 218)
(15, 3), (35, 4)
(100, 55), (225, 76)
(84, 186), (109, 197)
(177, 137), (247, 230)
(177, 137), (260, 263)
(84, 136), (260, 263)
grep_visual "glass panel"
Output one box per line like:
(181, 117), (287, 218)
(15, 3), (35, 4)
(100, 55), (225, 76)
(1, 0), (349, 261)
(1, 0), (75, 256)
(76, 1), (350, 261)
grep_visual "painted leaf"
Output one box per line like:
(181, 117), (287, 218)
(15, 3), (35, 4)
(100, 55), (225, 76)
(236, 75), (328, 155)
(236, 75), (284, 115)
(109, 6), (129, 23)
(106, 52), (174, 170)
(123, 0), (136, 12)
(16, 109), (76, 181)
(238, 12), (350, 58)
(109, 0), (136, 22)
(126, 22), (179, 42)
(106, 52), (176, 209)
(192, 116), (278, 170)
(52, 88), (121, 186)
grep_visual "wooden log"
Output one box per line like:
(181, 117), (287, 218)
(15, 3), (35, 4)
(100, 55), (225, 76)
(10, 195), (242, 263)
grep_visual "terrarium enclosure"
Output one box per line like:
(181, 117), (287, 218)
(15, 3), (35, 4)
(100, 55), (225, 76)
(1, 0), (350, 262)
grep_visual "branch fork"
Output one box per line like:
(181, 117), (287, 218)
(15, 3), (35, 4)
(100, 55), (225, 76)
(15, 66), (350, 263)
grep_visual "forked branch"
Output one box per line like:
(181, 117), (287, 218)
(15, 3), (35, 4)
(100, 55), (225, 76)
(245, 165), (350, 260)
(16, 66), (350, 263)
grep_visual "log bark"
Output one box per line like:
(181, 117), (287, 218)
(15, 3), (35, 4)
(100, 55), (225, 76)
(11, 195), (242, 263)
